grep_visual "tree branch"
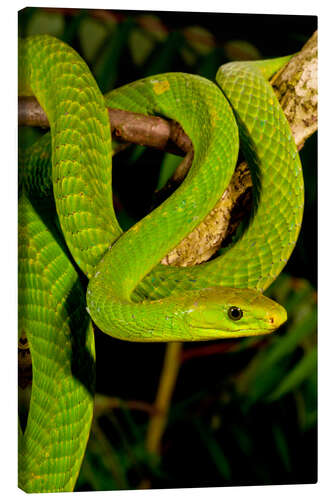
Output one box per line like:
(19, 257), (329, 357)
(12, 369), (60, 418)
(162, 30), (317, 266)
(18, 96), (192, 156)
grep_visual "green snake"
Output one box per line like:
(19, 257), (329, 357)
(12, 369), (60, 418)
(18, 35), (304, 492)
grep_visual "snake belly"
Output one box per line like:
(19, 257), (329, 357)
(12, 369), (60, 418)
(18, 34), (304, 491)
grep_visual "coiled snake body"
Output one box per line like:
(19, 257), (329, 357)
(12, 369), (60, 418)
(18, 35), (304, 491)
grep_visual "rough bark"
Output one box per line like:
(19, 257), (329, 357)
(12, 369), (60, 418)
(162, 30), (317, 266)
(271, 31), (318, 151)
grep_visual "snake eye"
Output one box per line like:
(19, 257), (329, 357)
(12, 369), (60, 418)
(228, 306), (243, 321)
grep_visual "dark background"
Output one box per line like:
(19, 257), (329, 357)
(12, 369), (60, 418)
(19, 7), (317, 491)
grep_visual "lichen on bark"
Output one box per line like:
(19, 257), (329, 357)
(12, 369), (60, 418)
(162, 31), (317, 267)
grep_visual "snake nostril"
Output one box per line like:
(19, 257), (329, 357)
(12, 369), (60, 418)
(269, 317), (274, 324)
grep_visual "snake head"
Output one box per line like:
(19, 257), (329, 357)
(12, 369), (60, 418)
(183, 287), (287, 339)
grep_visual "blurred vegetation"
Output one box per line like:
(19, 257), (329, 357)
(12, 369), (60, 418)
(18, 7), (317, 491)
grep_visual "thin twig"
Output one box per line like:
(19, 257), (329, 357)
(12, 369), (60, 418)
(145, 342), (182, 455)
(144, 31), (317, 457)
(93, 394), (161, 416)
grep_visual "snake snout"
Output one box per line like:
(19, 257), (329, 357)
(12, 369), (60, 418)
(267, 303), (287, 330)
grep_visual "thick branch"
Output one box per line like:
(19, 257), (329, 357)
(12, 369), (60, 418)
(162, 30), (317, 266)
(271, 31), (318, 150)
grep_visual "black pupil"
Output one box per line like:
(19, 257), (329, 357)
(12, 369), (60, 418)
(228, 306), (243, 320)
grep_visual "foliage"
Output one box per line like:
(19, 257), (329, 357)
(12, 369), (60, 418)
(18, 7), (317, 490)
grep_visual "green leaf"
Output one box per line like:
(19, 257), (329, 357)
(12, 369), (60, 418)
(272, 425), (291, 472)
(136, 15), (168, 42)
(94, 18), (135, 93)
(252, 308), (317, 376)
(223, 40), (261, 61)
(267, 347), (317, 401)
(27, 10), (64, 37)
(230, 424), (253, 456)
(183, 26), (215, 56)
(143, 31), (184, 77)
(156, 153), (181, 190)
(192, 418), (231, 480)
(127, 145), (146, 166)
(78, 17), (110, 62)
(242, 361), (290, 408)
(129, 28), (156, 66)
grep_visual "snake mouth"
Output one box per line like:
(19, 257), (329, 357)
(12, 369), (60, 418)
(185, 324), (281, 339)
